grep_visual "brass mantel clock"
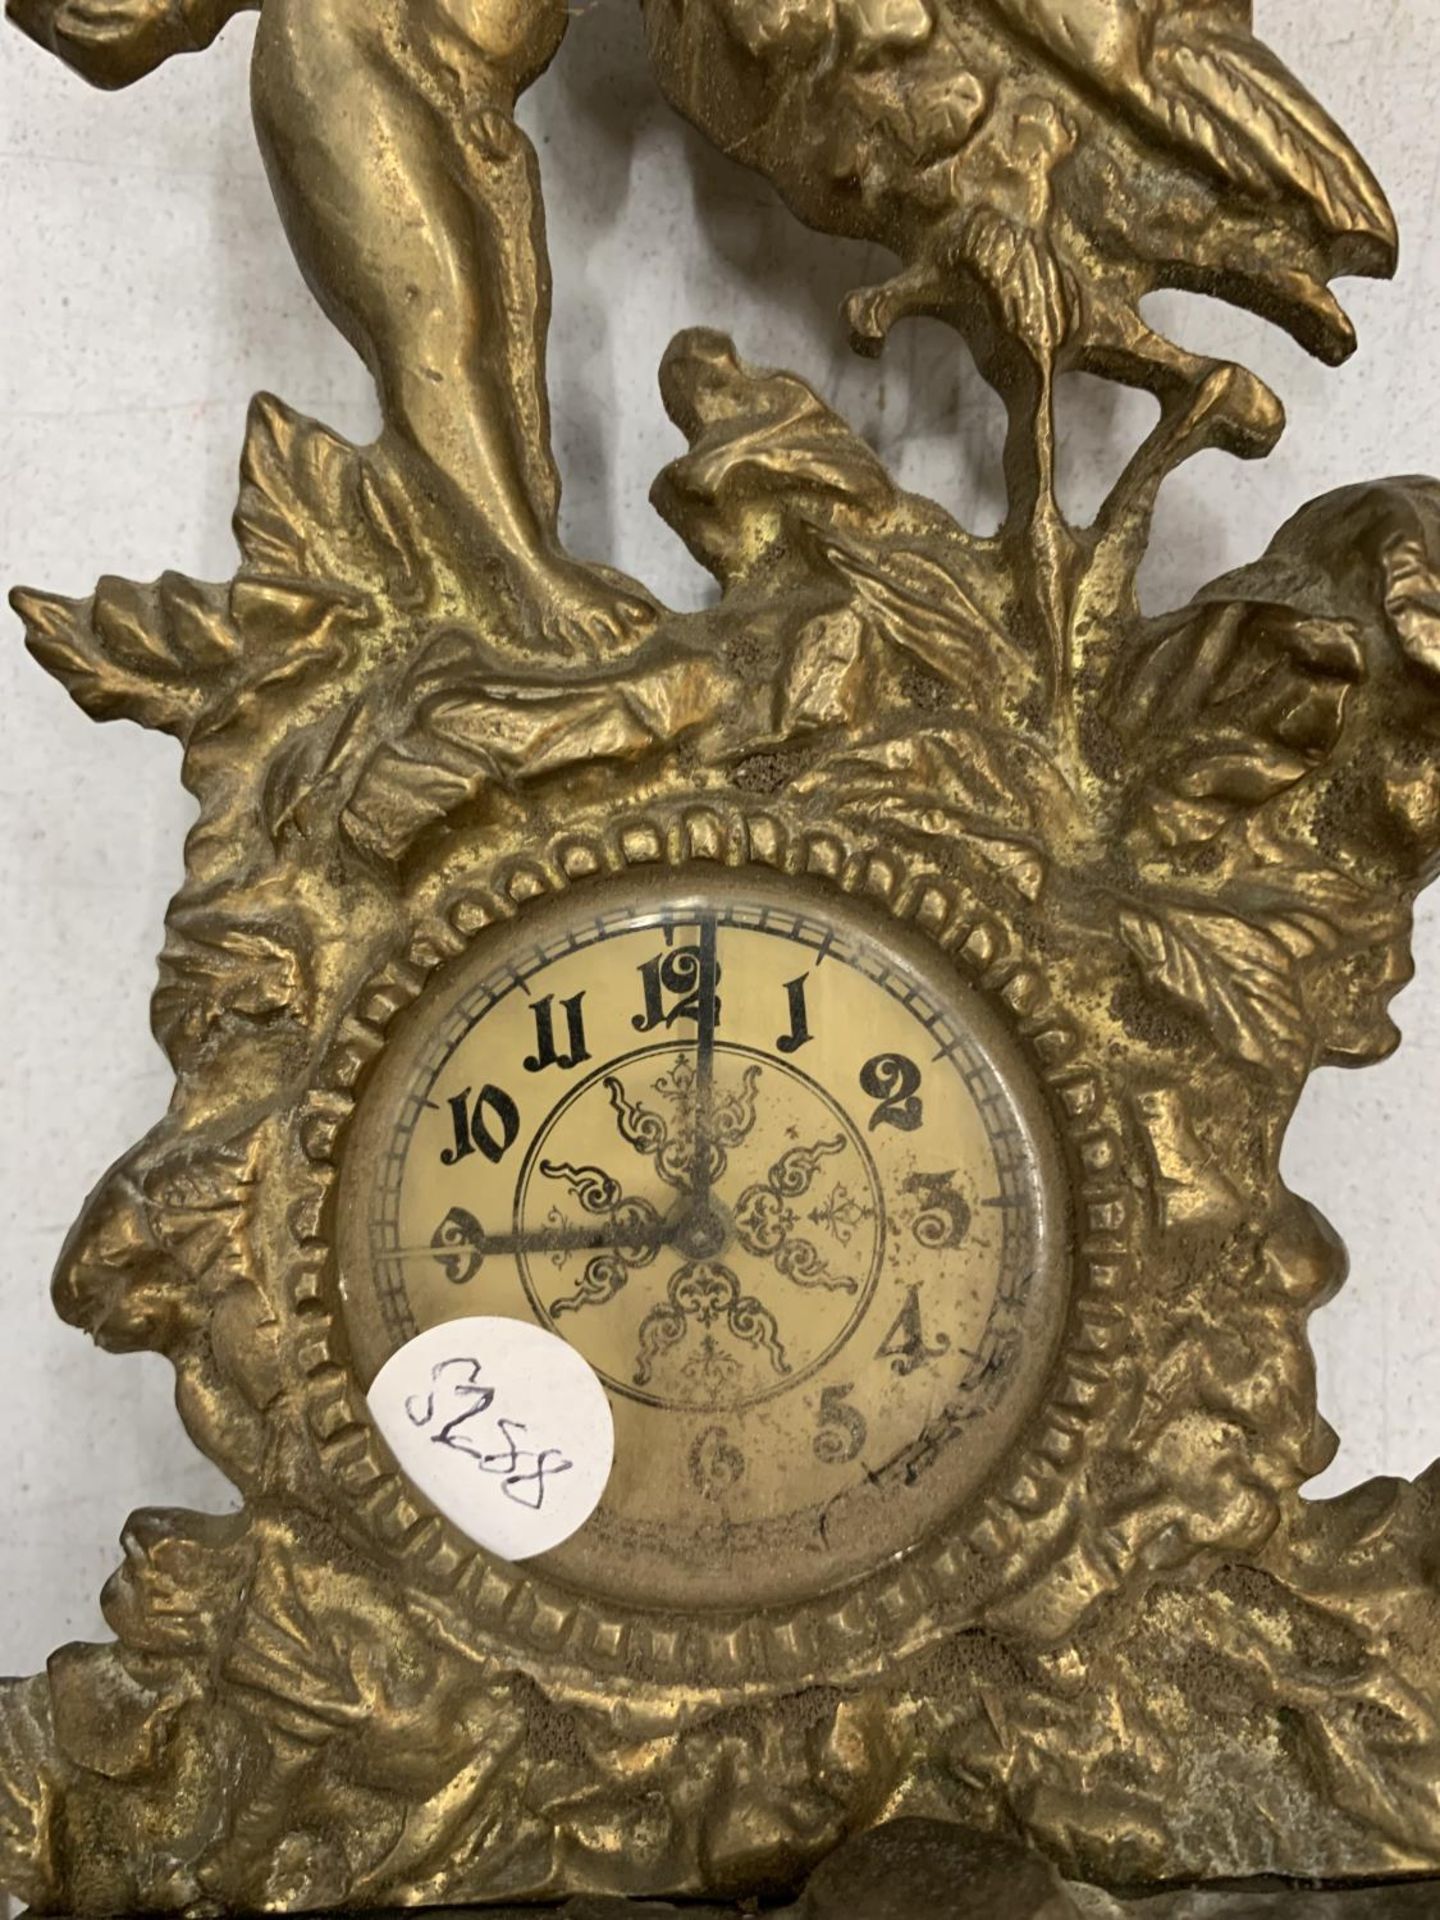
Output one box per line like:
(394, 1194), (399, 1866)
(338, 870), (1067, 1616)
(4, 0), (1440, 1913)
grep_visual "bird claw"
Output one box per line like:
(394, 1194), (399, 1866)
(843, 285), (895, 357)
(1186, 363), (1285, 462)
(844, 271), (944, 356)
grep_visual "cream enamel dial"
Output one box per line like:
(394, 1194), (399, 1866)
(337, 871), (1068, 1610)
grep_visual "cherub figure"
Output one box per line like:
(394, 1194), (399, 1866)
(9, 0), (658, 660)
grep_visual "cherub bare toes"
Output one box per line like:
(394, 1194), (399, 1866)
(517, 554), (661, 665)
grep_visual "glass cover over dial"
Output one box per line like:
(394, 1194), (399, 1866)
(337, 871), (1068, 1610)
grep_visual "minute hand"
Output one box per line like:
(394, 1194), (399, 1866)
(691, 913), (720, 1208)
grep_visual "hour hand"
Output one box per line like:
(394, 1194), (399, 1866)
(524, 1174), (672, 1321)
(399, 1202), (676, 1289)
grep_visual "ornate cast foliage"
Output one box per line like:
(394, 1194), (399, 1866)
(4, 0), (1440, 1912)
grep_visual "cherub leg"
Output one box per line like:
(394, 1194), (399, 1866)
(251, 0), (656, 660)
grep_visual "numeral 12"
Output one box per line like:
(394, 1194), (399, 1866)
(634, 940), (721, 1033)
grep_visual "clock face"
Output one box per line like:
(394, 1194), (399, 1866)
(337, 870), (1068, 1610)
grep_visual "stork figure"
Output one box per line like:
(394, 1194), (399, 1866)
(643, 0), (1396, 580)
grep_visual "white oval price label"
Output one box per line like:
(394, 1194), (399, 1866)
(367, 1318), (614, 1562)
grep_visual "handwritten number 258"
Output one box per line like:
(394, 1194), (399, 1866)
(406, 1358), (572, 1511)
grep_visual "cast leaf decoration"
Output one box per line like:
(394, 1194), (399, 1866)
(1109, 601), (1366, 852)
(0, 1679), (53, 1914)
(234, 395), (424, 611)
(15, 573), (234, 738)
(13, 359), (1440, 1094)
(1118, 902), (1312, 1079)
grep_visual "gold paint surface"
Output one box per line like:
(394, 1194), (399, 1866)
(3, 0), (1440, 1909)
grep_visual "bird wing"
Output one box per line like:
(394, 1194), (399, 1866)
(980, 0), (1395, 266)
(1149, 11), (1396, 262)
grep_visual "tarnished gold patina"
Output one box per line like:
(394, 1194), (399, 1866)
(4, 0), (1440, 1911)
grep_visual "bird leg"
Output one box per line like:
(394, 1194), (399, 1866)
(1067, 296), (1285, 641)
(1000, 355), (1083, 740)
(845, 225), (1084, 737)
(1048, 292), (1288, 651)
(1087, 360), (1282, 611)
(1080, 298), (1286, 464)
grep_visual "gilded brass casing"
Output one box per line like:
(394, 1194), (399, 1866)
(3, 0), (1440, 1911)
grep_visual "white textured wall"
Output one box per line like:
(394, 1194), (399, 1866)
(1, 0), (1437, 1677)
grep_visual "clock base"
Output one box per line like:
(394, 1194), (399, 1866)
(762, 1820), (1440, 1917)
(18, 1824), (1435, 1920)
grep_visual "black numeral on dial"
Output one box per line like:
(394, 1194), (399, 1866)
(689, 1424), (746, 1500)
(430, 1206), (485, 1285)
(634, 944), (722, 1033)
(441, 1084), (521, 1166)
(906, 1170), (971, 1250)
(776, 974), (813, 1055)
(523, 992), (590, 1073)
(860, 1052), (924, 1132)
(812, 1382), (867, 1464)
(878, 1285), (951, 1376)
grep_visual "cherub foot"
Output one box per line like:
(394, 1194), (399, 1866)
(512, 550), (660, 664)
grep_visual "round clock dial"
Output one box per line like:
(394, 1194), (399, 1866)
(337, 870), (1068, 1610)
